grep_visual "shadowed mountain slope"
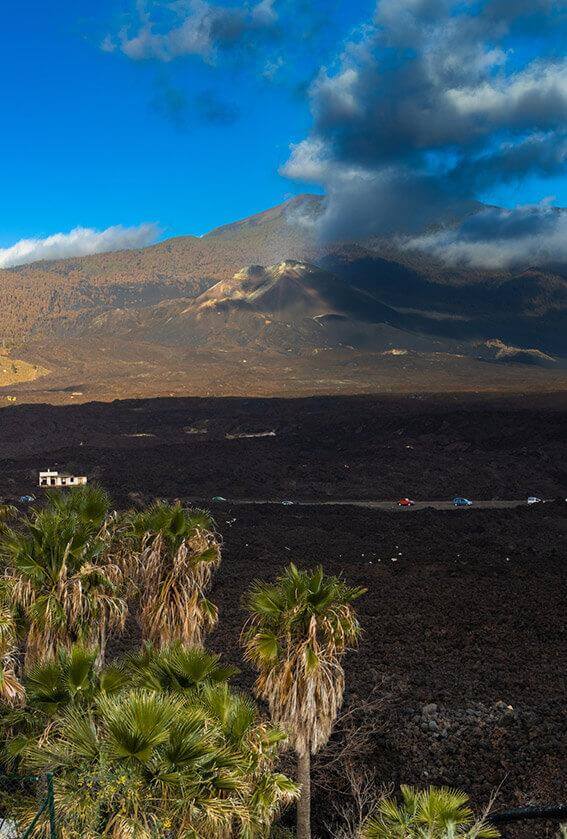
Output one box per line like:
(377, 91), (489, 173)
(1, 195), (567, 401)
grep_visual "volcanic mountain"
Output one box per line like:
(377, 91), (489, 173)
(83, 259), (417, 354)
(190, 260), (398, 321)
(1, 195), (567, 402)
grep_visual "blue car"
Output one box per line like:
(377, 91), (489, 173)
(453, 497), (473, 507)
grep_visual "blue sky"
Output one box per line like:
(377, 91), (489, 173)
(0, 0), (370, 247)
(0, 0), (565, 268)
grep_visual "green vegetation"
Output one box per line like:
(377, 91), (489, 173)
(242, 564), (366, 839)
(6, 649), (296, 838)
(0, 604), (24, 705)
(361, 785), (500, 838)
(0, 486), (500, 838)
(0, 486), (126, 664)
(0, 487), (296, 837)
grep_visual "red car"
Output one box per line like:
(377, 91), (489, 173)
(398, 498), (414, 507)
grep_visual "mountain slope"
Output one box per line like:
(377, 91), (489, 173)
(2, 193), (567, 351)
(192, 260), (399, 321)
(1, 194), (567, 401)
(83, 260), (418, 354)
(0, 196), (321, 342)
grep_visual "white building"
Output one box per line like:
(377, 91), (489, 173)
(39, 469), (88, 488)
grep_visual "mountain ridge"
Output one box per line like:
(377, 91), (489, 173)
(1, 195), (567, 401)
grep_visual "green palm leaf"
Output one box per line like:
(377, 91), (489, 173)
(100, 690), (184, 762)
(361, 786), (500, 838)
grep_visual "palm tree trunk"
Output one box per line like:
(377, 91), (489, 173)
(97, 622), (106, 669)
(296, 748), (311, 839)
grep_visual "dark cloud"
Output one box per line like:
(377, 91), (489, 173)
(150, 79), (189, 129)
(460, 132), (567, 189)
(407, 204), (567, 268)
(194, 90), (240, 124)
(282, 0), (567, 263)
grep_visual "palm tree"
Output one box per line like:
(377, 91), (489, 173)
(125, 641), (238, 694)
(124, 502), (222, 647)
(0, 644), (128, 770)
(0, 503), (17, 524)
(44, 484), (112, 526)
(24, 644), (127, 715)
(0, 605), (24, 706)
(242, 563), (365, 839)
(0, 486), (127, 664)
(14, 682), (297, 837)
(197, 681), (298, 837)
(360, 785), (500, 838)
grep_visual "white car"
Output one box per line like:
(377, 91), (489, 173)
(527, 496), (543, 505)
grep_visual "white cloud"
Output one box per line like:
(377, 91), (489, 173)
(115, 0), (279, 63)
(447, 60), (567, 125)
(0, 223), (160, 269)
(406, 204), (567, 269)
(282, 0), (567, 256)
(282, 138), (332, 182)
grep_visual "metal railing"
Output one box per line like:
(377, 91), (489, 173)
(0, 774), (57, 838)
(490, 804), (567, 836)
(1, 772), (564, 838)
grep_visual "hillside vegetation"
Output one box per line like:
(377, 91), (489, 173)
(1, 195), (567, 399)
(0, 196), (320, 342)
(0, 349), (47, 389)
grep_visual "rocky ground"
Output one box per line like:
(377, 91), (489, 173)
(1, 392), (567, 501)
(0, 393), (565, 837)
(198, 501), (566, 838)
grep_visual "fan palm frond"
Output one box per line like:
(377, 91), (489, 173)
(361, 786), (500, 838)
(243, 563), (365, 754)
(13, 670), (297, 838)
(124, 503), (221, 647)
(126, 642), (238, 694)
(99, 690), (185, 762)
(45, 483), (112, 524)
(0, 605), (24, 706)
(0, 501), (127, 664)
(24, 644), (126, 714)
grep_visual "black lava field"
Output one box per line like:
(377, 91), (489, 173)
(1, 393), (566, 837)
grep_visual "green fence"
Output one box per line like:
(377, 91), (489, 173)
(0, 774), (57, 838)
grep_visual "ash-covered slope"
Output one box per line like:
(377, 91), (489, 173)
(2, 195), (567, 404)
(84, 259), (475, 362)
(192, 260), (397, 321)
(2, 193), (567, 358)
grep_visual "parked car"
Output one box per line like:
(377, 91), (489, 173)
(398, 498), (415, 507)
(527, 496), (543, 504)
(453, 497), (473, 507)
(212, 496), (227, 503)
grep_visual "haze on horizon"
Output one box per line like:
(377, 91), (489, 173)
(1, 0), (566, 270)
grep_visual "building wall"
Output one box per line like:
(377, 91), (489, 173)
(39, 474), (87, 487)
